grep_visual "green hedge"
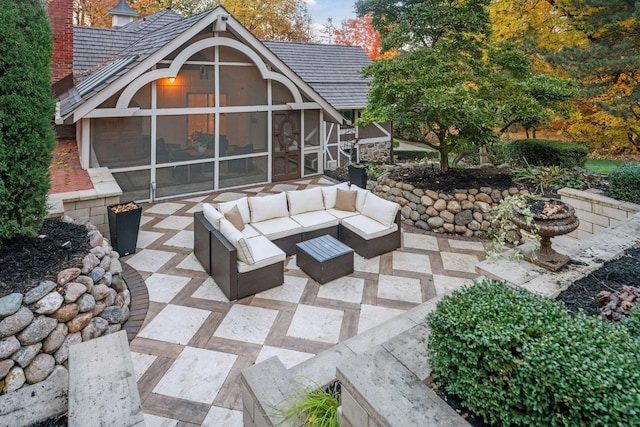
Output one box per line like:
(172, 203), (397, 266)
(505, 139), (588, 168)
(609, 162), (640, 204)
(426, 280), (640, 426)
(394, 150), (439, 162)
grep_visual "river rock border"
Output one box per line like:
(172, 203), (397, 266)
(0, 217), (132, 395)
(373, 177), (529, 237)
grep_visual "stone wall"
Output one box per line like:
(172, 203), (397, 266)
(0, 219), (131, 395)
(358, 140), (391, 164)
(558, 188), (640, 240)
(373, 177), (528, 237)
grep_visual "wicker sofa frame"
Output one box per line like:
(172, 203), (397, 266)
(193, 192), (401, 301)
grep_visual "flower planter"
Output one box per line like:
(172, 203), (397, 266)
(107, 202), (142, 256)
(510, 198), (579, 271)
(348, 164), (368, 189)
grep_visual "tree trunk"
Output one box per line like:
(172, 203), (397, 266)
(439, 149), (449, 172)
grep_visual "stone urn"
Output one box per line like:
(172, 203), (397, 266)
(510, 198), (579, 271)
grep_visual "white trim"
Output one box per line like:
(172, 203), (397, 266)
(84, 108), (139, 118)
(116, 38), (304, 109)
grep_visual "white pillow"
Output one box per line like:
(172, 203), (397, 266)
(287, 187), (324, 215)
(361, 193), (400, 227)
(219, 219), (255, 264)
(202, 203), (223, 228)
(321, 182), (350, 209)
(350, 184), (369, 212)
(249, 192), (289, 223)
(218, 197), (251, 224)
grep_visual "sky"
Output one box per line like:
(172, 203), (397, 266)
(304, 0), (357, 37)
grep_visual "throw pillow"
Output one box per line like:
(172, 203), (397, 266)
(321, 182), (350, 209)
(219, 219), (255, 264)
(218, 197), (251, 224)
(202, 203), (223, 228)
(334, 188), (357, 212)
(224, 205), (245, 231)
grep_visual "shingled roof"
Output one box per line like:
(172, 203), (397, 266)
(59, 7), (371, 119)
(262, 41), (372, 109)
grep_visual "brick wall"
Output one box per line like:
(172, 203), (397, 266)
(48, 0), (74, 84)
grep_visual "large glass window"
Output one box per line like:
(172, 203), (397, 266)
(157, 115), (214, 164)
(220, 112), (267, 156)
(90, 117), (151, 168)
(156, 163), (214, 198)
(219, 65), (267, 106)
(157, 65), (215, 109)
(113, 170), (150, 203)
(304, 111), (320, 146)
(219, 156), (267, 188)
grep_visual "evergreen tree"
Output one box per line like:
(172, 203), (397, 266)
(0, 0), (56, 243)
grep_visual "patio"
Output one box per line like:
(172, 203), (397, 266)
(123, 176), (487, 425)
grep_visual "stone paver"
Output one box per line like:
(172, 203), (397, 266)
(124, 177), (488, 425)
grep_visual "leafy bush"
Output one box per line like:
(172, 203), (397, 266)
(512, 166), (602, 194)
(609, 162), (640, 203)
(0, 0), (56, 243)
(505, 139), (588, 168)
(427, 280), (640, 426)
(279, 381), (341, 427)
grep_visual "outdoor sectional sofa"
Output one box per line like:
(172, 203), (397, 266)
(193, 182), (401, 300)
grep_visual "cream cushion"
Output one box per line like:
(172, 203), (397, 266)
(239, 224), (260, 239)
(237, 236), (286, 273)
(287, 187), (325, 215)
(218, 197), (251, 224)
(361, 193), (400, 227)
(219, 218), (255, 264)
(249, 192), (289, 223)
(290, 211), (339, 232)
(321, 182), (350, 209)
(326, 208), (359, 220)
(251, 216), (303, 240)
(350, 184), (369, 212)
(203, 203), (223, 228)
(341, 215), (399, 240)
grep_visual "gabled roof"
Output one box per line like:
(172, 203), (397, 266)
(58, 7), (363, 123)
(262, 41), (372, 109)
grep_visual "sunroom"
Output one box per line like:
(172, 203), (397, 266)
(59, 8), (347, 202)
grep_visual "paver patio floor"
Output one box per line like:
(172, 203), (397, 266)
(124, 176), (487, 426)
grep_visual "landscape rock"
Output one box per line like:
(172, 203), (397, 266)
(17, 317), (57, 345)
(0, 308), (34, 339)
(12, 343), (42, 368)
(414, 220), (430, 231)
(0, 294), (23, 318)
(0, 336), (20, 359)
(52, 303), (78, 323)
(92, 302), (106, 317)
(427, 217), (445, 229)
(66, 312), (93, 334)
(433, 199), (447, 212)
(92, 284), (110, 301)
(88, 266), (105, 283)
(455, 210), (474, 226)
(42, 323), (68, 354)
(24, 281), (56, 305)
(109, 257), (122, 275)
(98, 255), (111, 271)
(447, 201), (462, 214)
(63, 282), (87, 303)
(53, 332), (81, 365)
(81, 253), (100, 274)
(57, 268), (81, 286)
(0, 359), (14, 379)
(111, 274), (125, 293)
(103, 288), (117, 307)
(34, 292), (64, 315)
(74, 275), (94, 293)
(101, 306), (124, 324)
(81, 317), (109, 341)
(77, 294), (96, 313)
(3, 366), (25, 393)
(24, 353), (55, 384)
(440, 210), (455, 224)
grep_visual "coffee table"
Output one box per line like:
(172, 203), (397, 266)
(296, 235), (354, 284)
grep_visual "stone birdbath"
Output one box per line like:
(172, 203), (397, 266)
(510, 198), (580, 271)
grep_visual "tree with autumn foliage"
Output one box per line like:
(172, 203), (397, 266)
(334, 15), (395, 60)
(354, 0), (578, 172)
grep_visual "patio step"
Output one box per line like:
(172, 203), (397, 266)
(68, 331), (145, 427)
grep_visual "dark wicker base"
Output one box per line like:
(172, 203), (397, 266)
(338, 212), (402, 259)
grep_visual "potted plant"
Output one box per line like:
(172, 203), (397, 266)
(189, 131), (214, 153)
(107, 201), (142, 256)
(348, 163), (368, 189)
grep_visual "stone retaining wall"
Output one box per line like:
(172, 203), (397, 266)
(0, 219), (130, 395)
(358, 140), (391, 164)
(373, 177), (528, 237)
(558, 188), (640, 240)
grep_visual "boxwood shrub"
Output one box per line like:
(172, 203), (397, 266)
(505, 139), (588, 168)
(609, 162), (640, 204)
(426, 280), (640, 426)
